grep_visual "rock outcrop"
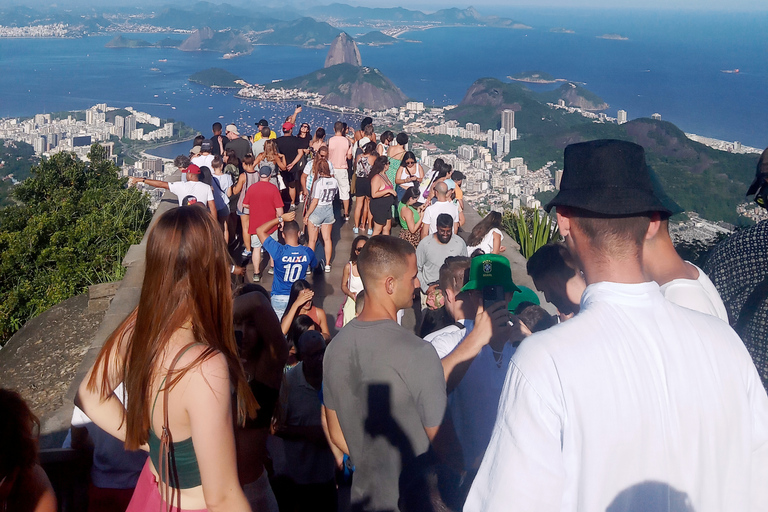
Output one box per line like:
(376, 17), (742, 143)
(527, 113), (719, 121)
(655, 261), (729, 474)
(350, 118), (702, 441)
(179, 27), (252, 54)
(324, 32), (362, 68)
(267, 63), (407, 110)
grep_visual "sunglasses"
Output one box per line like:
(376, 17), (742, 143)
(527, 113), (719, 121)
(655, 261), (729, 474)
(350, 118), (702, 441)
(406, 161), (416, 166)
(355, 246), (364, 252)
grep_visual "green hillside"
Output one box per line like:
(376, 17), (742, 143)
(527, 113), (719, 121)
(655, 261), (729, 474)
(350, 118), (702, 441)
(105, 35), (153, 48)
(266, 63), (407, 110)
(447, 78), (759, 224)
(356, 30), (398, 45)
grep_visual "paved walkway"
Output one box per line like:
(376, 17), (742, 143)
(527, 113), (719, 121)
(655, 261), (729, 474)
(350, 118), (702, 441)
(241, 198), (551, 335)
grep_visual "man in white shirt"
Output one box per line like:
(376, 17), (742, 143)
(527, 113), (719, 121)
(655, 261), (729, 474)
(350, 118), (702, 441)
(421, 182), (459, 238)
(130, 163), (216, 216)
(191, 139), (214, 170)
(644, 217), (728, 321)
(465, 139), (768, 512)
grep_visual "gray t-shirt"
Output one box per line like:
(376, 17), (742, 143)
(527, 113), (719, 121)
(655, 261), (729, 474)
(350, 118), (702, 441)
(416, 234), (468, 292)
(323, 319), (447, 511)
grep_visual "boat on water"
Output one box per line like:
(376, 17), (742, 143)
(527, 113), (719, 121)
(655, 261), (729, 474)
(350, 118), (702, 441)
(721, 69), (740, 74)
(158, 59), (167, 62)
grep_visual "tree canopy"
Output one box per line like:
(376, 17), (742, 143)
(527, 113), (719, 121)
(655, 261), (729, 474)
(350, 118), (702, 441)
(0, 144), (151, 344)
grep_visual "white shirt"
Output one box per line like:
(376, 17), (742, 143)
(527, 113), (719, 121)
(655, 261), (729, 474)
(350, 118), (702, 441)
(465, 281), (768, 512)
(312, 176), (339, 206)
(422, 200), (459, 234)
(660, 262), (729, 322)
(467, 228), (503, 255)
(304, 159), (336, 194)
(190, 153), (214, 170)
(425, 319), (474, 358)
(212, 173), (233, 207)
(168, 180), (214, 206)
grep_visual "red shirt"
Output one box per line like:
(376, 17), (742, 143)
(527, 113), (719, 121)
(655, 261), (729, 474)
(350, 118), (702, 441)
(242, 181), (283, 235)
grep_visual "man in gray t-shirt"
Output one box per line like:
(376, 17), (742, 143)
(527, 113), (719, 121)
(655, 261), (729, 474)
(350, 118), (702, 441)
(417, 213), (468, 295)
(324, 236), (447, 512)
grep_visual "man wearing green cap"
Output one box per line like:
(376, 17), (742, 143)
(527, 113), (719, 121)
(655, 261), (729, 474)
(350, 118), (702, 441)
(426, 254), (530, 476)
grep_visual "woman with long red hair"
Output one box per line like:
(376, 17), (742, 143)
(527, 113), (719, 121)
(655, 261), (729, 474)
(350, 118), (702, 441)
(77, 205), (257, 512)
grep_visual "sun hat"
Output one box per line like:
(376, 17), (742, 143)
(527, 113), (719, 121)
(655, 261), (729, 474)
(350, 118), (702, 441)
(461, 254), (520, 294)
(545, 139), (671, 216)
(225, 124), (239, 135)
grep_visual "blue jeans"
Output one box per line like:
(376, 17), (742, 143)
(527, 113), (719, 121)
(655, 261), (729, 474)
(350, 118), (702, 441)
(271, 294), (289, 320)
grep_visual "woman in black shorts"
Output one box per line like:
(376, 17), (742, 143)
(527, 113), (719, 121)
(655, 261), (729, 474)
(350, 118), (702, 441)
(369, 155), (398, 235)
(353, 141), (378, 235)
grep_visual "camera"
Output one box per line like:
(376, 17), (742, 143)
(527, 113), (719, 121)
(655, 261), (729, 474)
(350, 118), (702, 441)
(483, 285), (506, 311)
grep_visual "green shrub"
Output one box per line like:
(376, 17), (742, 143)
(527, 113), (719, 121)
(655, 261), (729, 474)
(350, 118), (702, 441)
(502, 206), (560, 259)
(0, 144), (151, 344)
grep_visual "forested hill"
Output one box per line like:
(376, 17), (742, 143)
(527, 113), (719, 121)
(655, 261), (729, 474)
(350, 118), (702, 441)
(447, 77), (759, 224)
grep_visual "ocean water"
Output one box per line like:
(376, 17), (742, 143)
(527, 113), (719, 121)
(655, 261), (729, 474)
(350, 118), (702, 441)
(0, 8), (766, 147)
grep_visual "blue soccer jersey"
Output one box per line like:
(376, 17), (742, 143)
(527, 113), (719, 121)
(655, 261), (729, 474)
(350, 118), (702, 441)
(263, 237), (318, 296)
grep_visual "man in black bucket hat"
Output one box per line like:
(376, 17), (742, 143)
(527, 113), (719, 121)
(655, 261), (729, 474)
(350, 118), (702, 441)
(465, 139), (768, 512)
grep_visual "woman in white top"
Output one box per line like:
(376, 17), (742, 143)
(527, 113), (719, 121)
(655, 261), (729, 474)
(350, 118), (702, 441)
(341, 235), (368, 326)
(303, 155), (339, 272)
(395, 151), (423, 203)
(466, 211), (506, 255)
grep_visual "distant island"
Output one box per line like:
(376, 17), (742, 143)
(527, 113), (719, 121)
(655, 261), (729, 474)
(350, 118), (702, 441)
(550, 27), (575, 34)
(105, 35), (154, 48)
(355, 30), (398, 46)
(598, 33), (629, 41)
(508, 71), (566, 84)
(189, 68), (245, 88)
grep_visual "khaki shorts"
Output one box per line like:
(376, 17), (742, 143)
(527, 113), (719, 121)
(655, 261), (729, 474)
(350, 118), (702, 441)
(333, 168), (350, 201)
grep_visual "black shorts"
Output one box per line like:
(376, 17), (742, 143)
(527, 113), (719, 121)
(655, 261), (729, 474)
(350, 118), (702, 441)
(280, 170), (295, 185)
(355, 176), (371, 197)
(370, 195), (394, 226)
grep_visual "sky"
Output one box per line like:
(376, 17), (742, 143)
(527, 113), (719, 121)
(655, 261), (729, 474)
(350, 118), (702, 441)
(2, 0), (766, 11)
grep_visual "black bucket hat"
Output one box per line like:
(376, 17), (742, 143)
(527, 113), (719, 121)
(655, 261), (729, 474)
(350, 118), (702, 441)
(545, 139), (672, 216)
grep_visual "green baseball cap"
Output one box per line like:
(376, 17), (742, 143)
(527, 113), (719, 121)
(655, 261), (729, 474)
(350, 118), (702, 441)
(507, 285), (540, 314)
(461, 254), (521, 294)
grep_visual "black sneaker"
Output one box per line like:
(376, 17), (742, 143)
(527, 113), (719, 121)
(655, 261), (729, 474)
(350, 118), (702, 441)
(253, 273), (261, 282)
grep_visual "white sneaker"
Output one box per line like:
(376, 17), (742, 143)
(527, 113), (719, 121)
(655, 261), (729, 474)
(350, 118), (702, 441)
(324, 264), (332, 273)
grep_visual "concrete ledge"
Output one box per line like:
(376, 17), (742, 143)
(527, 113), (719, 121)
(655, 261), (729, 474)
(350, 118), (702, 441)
(42, 185), (179, 442)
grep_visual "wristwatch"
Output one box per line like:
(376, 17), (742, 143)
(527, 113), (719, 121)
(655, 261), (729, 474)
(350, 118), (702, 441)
(278, 215), (283, 223)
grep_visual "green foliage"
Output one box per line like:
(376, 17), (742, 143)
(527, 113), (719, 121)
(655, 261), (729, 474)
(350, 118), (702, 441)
(0, 144), (151, 344)
(189, 68), (243, 88)
(502, 206), (559, 259)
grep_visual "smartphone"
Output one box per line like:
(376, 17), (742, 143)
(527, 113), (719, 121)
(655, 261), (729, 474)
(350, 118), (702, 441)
(483, 285), (506, 311)
(297, 103), (301, 108)
(289, 204), (297, 212)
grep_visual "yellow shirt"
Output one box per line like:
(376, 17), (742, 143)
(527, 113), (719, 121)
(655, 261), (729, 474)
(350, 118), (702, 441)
(454, 185), (464, 200)
(253, 130), (277, 141)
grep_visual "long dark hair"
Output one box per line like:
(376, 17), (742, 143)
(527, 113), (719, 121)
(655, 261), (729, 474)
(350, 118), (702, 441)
(400, 186), (420, 205)
(286, 314), (320, 351)
(283, 279), (313, 321)
(371, 155), (389, 176)
(88, 206), (257, 450)
(0, 389), (40, 475)
(199, 165), (213, 187)
(467, 211), (503, 247)
(349, 235), (369, 263)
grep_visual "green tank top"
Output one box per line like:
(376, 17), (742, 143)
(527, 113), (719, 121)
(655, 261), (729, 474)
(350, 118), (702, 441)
(399, 203), (420, 230)
(147, 343), (203, 489)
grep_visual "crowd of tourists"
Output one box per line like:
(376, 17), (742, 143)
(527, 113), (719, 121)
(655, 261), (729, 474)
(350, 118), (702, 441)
(3, 109), (768, 512)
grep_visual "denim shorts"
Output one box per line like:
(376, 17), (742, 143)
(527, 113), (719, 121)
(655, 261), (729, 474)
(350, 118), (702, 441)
(308, 204), (335, 226)
(271, 294), (289, 319)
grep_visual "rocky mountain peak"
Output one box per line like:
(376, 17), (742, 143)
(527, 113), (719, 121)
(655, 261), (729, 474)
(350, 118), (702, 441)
(324, 32), (362, 68)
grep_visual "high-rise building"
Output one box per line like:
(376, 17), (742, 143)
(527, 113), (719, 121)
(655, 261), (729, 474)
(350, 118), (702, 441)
(617, 110), (627, 125)
(125, 115), (137, 138)
(486, 129), (493, 148)
(510, 127), (518, 141)
(555, 169), (564, 190)
(114, 115), (125, 138)
(501, 109), (515, 133)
